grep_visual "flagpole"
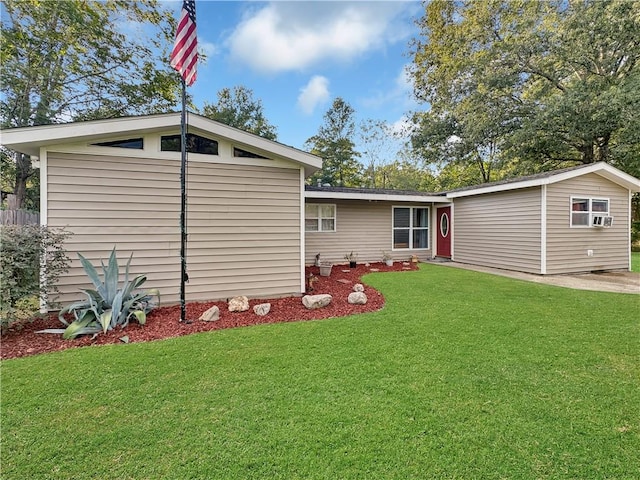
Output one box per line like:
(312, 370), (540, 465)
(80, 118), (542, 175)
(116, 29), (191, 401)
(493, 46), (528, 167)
(179, 77), (189, 323)
(171, 0), (197, 323)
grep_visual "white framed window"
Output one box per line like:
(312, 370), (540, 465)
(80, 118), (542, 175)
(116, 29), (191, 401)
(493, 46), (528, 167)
(305, 204), (336, 232)
(570, 197), (609, 227)
(393, 206), (429, 249)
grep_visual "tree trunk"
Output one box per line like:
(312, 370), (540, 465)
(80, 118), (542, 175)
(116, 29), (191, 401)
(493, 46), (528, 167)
(579, 142), (594, 164)
(595, 134), (610, 163)
(13, 153), (32, 210)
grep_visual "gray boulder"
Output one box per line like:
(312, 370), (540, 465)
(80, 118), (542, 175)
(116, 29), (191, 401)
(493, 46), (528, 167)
(199, 305), (220, 322)
(302, 294), (332, 310)
(253, 303), (271, 316)
(348, 292), (368, 305)
(228, 296), (249, 312)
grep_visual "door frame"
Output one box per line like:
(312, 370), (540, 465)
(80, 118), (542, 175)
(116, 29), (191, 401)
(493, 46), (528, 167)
(436, 205), (452, 258)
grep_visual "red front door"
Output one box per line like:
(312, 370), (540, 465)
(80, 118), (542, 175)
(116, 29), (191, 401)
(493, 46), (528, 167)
(436, 206), (451, 258)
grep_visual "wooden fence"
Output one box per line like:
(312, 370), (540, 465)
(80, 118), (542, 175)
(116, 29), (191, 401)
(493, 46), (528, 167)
(0, 209), (40, 225)
(0, 194), (40, 225)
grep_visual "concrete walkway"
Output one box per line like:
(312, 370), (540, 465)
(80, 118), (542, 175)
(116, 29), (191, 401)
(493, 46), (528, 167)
(427, 260), (640, 294)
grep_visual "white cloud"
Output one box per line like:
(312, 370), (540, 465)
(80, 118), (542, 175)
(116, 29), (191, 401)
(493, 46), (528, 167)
(226, 2), (414, 73)
(390, 115), (412, 138)
(362, 64), (416, 110)
(297, 76), (330, 114)
(199, 40), (217, 58)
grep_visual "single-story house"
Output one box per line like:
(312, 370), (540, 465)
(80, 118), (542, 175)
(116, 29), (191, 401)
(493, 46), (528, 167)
(1, 113), (321, 305)
(308, 164), (640, 275)
(2, 113), (639, 307)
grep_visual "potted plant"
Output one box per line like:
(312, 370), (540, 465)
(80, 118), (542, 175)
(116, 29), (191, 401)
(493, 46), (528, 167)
(382, 251), (393, 266)
(319, 261), (333, 277)
(344, 251), (358, 268)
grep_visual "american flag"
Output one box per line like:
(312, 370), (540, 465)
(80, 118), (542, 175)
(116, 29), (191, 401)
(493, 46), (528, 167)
(170, 0), (198, 86)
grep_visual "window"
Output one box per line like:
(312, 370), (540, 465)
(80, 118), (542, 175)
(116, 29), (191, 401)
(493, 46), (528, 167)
(92, 138), (143, 149)
(161, 134), (218, 155)
(571, 197), (609, 227)
(234, 147), (269, 159)
(393, 207), (429, 249)
(305, 204), (336, 232)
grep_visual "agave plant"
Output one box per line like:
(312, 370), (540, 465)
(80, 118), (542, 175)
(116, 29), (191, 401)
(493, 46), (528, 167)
(58, 248), (160, 340)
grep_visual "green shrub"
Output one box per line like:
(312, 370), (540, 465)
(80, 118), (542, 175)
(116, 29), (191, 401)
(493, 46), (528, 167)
(58, 248), (160, 340)
(0, 225), (71, 331)
(632, 221), (640, 252)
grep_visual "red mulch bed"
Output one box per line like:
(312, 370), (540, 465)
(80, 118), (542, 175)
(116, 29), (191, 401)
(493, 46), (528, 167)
(1, 262), (417, 360)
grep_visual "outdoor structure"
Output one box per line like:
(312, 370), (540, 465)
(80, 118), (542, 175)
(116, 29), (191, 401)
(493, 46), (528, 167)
(2, 112), (639, 308)
(1, 113), (321, 305)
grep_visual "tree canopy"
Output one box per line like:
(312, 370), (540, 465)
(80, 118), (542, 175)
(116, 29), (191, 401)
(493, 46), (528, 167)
(409, 0), (640, 183)
(1, 0), (181, 207)
(201, 86), (278, 140)
(305, 98), (363, 187)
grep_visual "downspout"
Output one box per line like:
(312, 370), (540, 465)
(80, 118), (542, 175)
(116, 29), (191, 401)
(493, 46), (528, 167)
(629, 191), (633, 272)
(300, 168), (306, 293)
(541, 184), (547, 274)
(39, 147), (48, 313)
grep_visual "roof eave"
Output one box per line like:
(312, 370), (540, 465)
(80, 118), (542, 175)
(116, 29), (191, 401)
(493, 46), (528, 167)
(305, 190), (448, 203)
(446, 162), (640, 198)
(0, 113), (323, 174)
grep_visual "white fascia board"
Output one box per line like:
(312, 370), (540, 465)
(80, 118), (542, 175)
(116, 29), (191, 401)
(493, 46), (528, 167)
(446, 178), (546, 198)
(446, 162), (640, 198)
(0, 114), (182, 157)
(541, 162), (640, 191)
(1, 112), (322, 176)
(305, 190), (447, 203)
(188, 115), (322, 175)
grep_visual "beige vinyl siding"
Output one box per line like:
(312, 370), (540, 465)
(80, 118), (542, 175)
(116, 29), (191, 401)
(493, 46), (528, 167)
(47, 152), (302, 305)
(546, 173), (629, 274)
(305, 200), (432, 265)
(453, 188), (542, 273)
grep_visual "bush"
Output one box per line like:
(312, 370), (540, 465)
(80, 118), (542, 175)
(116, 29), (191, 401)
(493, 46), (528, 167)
(0, 225), (71, 330)
(632, 221), (640, 252)
(58, 248), (160, 340)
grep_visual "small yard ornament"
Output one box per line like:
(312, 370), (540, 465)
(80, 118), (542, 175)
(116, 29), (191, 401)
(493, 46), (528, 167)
(307, 272), (318, 292)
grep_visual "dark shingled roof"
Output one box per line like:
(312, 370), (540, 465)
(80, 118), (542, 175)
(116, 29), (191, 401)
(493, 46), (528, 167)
(443, 163), (591, 194)
(305, 163), (624, 198)
(305, 185), (444, 196)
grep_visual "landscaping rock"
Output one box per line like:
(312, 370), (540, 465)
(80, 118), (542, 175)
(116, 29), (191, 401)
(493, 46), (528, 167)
(228, 296), (249, 312)
(302, 294), (332, 309)
(199, 305), (220, 322)
(348, 292), (368, 305)
(253, 303), (271, 316)
(353, 283), (365, 292)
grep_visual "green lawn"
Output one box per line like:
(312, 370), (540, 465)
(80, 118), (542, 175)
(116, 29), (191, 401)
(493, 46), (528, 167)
(2, 264), (638, 479)
(632, 252), (640, 272)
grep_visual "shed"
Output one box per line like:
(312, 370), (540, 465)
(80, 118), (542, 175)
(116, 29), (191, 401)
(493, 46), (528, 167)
(1, 113), (322, 305)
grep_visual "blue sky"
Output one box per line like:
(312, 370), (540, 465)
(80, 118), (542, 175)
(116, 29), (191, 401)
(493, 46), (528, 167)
(170, 1), (424, 151)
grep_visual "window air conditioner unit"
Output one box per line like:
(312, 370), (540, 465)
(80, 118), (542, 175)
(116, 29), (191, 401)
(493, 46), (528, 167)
(592, 215), (613, 227)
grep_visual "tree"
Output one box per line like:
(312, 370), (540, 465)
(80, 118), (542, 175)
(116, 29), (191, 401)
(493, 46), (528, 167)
(1, 0), (182, 208)
(409, 0), (640, 181)
(305, 98), (362, 187)
(359, 119), (401, 188)
(201, 86), (278, 140)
